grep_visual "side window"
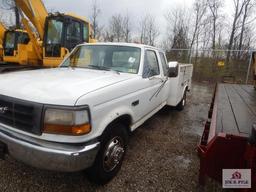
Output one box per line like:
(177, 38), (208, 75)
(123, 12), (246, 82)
(17, 33), (30, 45)
(66, 21), (82, 50)
(83, 23), (89, 42)
(159, 52), (168, 76)
(143, 50), (160, 78)
(66, 21), (81, 40)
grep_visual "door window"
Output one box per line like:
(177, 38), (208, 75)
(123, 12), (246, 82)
(66, 21), (82, 50)
(143, 50), (160, 78)
(83, 23), (89, 42)
(159, 52), (168, 76)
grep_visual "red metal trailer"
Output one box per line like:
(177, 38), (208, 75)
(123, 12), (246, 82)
(198, 83), (256, 191)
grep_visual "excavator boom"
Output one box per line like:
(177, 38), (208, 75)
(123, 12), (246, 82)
(0, 22), (6, 45)
(15, 0), (48, 40)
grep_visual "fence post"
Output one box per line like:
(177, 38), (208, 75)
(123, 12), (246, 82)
(246, 50), (253, 84)
(189, 49), (193, 64)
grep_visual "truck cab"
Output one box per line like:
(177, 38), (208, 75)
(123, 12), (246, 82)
(0, 43), (192, 183)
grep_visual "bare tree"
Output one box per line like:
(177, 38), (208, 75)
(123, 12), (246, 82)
(123, 13), (131, 43)
(207, 0), (222, 51)
(165, 6), (190, 49)
(139, 14), (159, 46)
(147, 16), (159, 46)
(139, 16), (149, 44)
(109, 14), (124, 42)
(237, 0), (256, 58)
(102, 29), (114, 42)
(189, 0), (207, 58)
(90, 0), (101, 39)
(226, 0), (248, 64)
(200, 18), (211, 51)
(165, 7), (190, 61)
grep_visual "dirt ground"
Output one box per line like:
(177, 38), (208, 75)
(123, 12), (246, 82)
(0, 82), (226, 192)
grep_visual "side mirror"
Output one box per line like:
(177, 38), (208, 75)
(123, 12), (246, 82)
(168, 61), (178, 77)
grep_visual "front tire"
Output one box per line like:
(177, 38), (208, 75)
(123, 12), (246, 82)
(87, 123), (128, 184)
(176, 90), (187, 111)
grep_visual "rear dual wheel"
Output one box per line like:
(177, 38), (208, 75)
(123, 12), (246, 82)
(176, 90), (187, 111)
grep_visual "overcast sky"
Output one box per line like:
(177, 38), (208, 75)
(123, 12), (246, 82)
(43, 0), (195, 26)
(42, 0), (195, 40)
(0, 0), (235, 43)
(42, 0), (235, 40)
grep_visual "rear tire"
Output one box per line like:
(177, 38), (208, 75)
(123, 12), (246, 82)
(176, 90), (187, 111)
(87, 123), (128, 184)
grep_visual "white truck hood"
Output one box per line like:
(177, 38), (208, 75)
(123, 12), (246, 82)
(0, 68), (135, 105)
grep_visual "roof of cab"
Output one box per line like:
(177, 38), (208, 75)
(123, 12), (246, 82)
(79, 42), (164, 52)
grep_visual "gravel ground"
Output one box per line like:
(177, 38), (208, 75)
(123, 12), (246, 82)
(0, 82), (226, 192)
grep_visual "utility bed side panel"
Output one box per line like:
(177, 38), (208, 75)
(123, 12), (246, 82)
(167, 64), (193, 106)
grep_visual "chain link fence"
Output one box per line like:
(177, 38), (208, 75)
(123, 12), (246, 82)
(166, 49), (255, 84)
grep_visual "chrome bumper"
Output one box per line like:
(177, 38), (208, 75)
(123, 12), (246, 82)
(0, 127), (100, 172)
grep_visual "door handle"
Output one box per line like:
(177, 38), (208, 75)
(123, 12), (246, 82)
(132, 100), (139, 106)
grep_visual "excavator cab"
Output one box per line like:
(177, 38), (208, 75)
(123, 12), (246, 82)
(2, 30), (39, 65)
(43, 14), (93, 67)
(3, 30), (29, 57)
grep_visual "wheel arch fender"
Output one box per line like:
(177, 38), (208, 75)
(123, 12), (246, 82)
(96, 106), (134, 138)
(183, 85), (189, 96)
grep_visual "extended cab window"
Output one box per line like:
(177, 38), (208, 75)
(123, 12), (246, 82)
(143, 50), (160, 78)
(61, 45), (141, 74)
(159, 52), (168, 76)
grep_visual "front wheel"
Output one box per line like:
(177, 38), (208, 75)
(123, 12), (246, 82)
(87, 123), (128, 184)
(176, 90), (187, 111)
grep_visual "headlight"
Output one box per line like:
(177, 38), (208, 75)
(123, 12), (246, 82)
(43, 107), (91, 136)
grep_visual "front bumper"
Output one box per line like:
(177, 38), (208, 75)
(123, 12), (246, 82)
(0, 126), (100, 172)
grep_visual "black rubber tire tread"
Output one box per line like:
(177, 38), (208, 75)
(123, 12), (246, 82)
(176, 90), (187, 111)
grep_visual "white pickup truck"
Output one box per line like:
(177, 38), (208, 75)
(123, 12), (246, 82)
(0, 43), (192, 183)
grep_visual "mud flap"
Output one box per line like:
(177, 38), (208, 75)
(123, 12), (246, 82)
(0, 141), (6, 160)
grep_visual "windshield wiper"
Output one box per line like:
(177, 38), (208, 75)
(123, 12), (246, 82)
(88, 65), (120, 74)
(61, 65), (120, 74)
(87, 65), (112, 71)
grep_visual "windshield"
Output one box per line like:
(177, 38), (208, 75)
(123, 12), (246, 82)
(5, 32), (15, 49)
(61, 45), (141, 74)
(46, 19), (63, 44)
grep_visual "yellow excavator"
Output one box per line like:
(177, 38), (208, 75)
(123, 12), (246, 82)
(15, 0), (96, 67)
(0, 22), (6, 61)
(1, 0), (96, 71)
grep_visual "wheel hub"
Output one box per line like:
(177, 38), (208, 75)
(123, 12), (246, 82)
(103, 137), (124, 172)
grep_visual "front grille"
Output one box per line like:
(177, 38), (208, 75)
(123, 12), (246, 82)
(0, 95), (43, 135)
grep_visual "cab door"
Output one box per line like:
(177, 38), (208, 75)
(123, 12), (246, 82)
(140, 49), (165, 114)
(158, 52), (171, 103)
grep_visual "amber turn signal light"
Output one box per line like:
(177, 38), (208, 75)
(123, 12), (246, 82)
(43, 123), (91, 136)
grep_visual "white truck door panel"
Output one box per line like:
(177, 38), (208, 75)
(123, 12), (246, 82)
(141, 49), (165, 113)
(158, 52), (170, 103)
